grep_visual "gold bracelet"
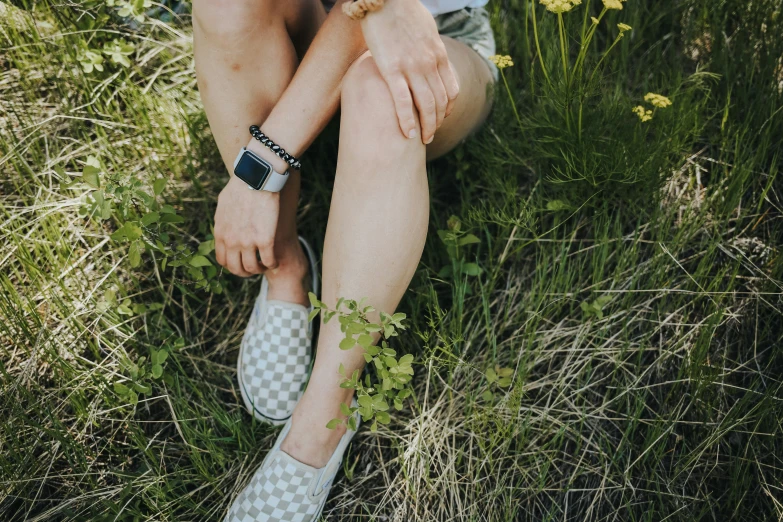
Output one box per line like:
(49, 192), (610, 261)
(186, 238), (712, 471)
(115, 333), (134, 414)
(342, 0), (386, 20)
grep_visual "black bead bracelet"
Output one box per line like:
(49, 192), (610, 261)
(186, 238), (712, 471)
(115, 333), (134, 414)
(249, 125), (302, 171)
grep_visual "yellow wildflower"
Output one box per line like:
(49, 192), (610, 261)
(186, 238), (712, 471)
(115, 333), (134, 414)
(540, 0), (582, 14)
(633, 105), (653, 122)
(488, 55), (514, 69)
(591, 16), (600, 24)
(618, 23), (632, 33)
(644, 92), (672, 108)
(603, 0), (624, 10)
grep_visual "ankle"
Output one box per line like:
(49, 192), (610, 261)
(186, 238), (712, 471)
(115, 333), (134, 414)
(265, 238), (310, 304)
(280, 386), (355, 468)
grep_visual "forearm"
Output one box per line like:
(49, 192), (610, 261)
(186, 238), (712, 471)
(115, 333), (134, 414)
(248, 1), (367, 172)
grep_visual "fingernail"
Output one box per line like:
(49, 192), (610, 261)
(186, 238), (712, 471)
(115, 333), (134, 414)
(408, 129), (418, 139)
(425, 136), (434, 145)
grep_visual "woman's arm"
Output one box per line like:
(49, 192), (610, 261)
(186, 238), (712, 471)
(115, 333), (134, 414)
(244, 3), (367, 173)
(241, 0), (458, 171)
(214, 2), (366, 273)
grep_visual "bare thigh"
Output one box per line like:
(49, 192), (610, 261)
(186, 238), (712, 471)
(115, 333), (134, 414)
(426, 36), (495, 160)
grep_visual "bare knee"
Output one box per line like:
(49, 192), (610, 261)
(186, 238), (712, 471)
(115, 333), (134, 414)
(339, 55), (426, 183)
(193, 0), (278, 41)
(341, 55), (405, 140)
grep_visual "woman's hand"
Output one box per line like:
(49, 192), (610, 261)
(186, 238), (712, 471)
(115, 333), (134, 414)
(360, 0), (460, 144)
(214, 176), (280, 277)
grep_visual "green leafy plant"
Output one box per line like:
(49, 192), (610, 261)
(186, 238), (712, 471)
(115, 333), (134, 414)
(308, 294), (415, 432)
(486, 0), (705, 200)
(69, 155), (222, 292)
(481, 365), (515, 402)
(101, 38), (136, 68)
(77, 48), (104, 73)
(107, 0), (153, 23)
(97, 287), (162, 317)
(77, 37), (135, 75)
(113, 337), (182, 405)
(580, 294), (612, 319)
(61, 2), (222, 294)
(438, 215), (483, 280)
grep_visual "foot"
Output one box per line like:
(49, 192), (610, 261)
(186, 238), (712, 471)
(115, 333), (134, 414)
(223, 401), (361, 522)
(236, 236), (320, 424)
(280, 376), (355, 468)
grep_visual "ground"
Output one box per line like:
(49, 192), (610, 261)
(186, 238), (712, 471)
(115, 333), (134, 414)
(1, 0), (782, 521)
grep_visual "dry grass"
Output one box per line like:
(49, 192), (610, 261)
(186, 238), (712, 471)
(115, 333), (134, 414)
(2, 1), (782, 521)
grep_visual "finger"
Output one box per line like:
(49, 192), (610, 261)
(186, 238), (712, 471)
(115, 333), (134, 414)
(408, 75), (437, 144)
(258, 242), (278, 271)
(426, 71), (448, 131)
(439, 59), (460, 118)
(241, 249), (263, 275)
(226, 249), (251, 277)
(385, 72), (419, 140)
(215, 240), (226, 268)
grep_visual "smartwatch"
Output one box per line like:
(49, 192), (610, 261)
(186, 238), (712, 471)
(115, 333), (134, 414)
(232, 147), (290, 192)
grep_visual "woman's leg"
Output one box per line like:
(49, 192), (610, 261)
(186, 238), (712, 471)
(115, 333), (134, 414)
(281, 37), (495, 467)
(193, 0), (327, 304)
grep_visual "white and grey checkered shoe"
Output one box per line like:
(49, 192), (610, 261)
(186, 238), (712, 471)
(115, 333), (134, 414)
(224, 406), (360, 522)
(237, 237), (320, 425)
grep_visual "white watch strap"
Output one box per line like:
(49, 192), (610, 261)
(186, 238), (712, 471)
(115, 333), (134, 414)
(261, 168), (289, 192)
(233, 147), (289, 193)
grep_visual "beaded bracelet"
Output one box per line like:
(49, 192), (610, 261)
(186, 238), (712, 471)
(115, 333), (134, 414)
(248, 125), (302, 171)
(342, 0), (386, 20)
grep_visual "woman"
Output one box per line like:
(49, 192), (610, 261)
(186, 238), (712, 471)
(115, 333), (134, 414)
(192, 0), (496, 519)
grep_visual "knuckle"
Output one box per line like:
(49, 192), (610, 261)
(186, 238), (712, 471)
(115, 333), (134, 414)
(394, 90), (410, 109)
(421, 54), (437, 70)
(395, 95), (413, 111)
(387, 59), (403, 74)
(393, 83), (410, 99)
(402, 55), (419, 70)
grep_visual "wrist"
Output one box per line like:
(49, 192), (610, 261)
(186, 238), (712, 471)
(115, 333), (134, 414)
(226, 174), (280, 197)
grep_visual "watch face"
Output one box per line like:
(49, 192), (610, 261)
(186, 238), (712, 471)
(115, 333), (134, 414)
(234, 150), (272, 190)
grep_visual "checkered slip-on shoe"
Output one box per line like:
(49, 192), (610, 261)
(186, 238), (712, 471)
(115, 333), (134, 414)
(237, 237), (320, 425)
(224, 405), (361, 522)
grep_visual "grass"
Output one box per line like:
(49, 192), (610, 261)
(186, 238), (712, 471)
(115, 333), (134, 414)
(1, 0), (782, 520)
